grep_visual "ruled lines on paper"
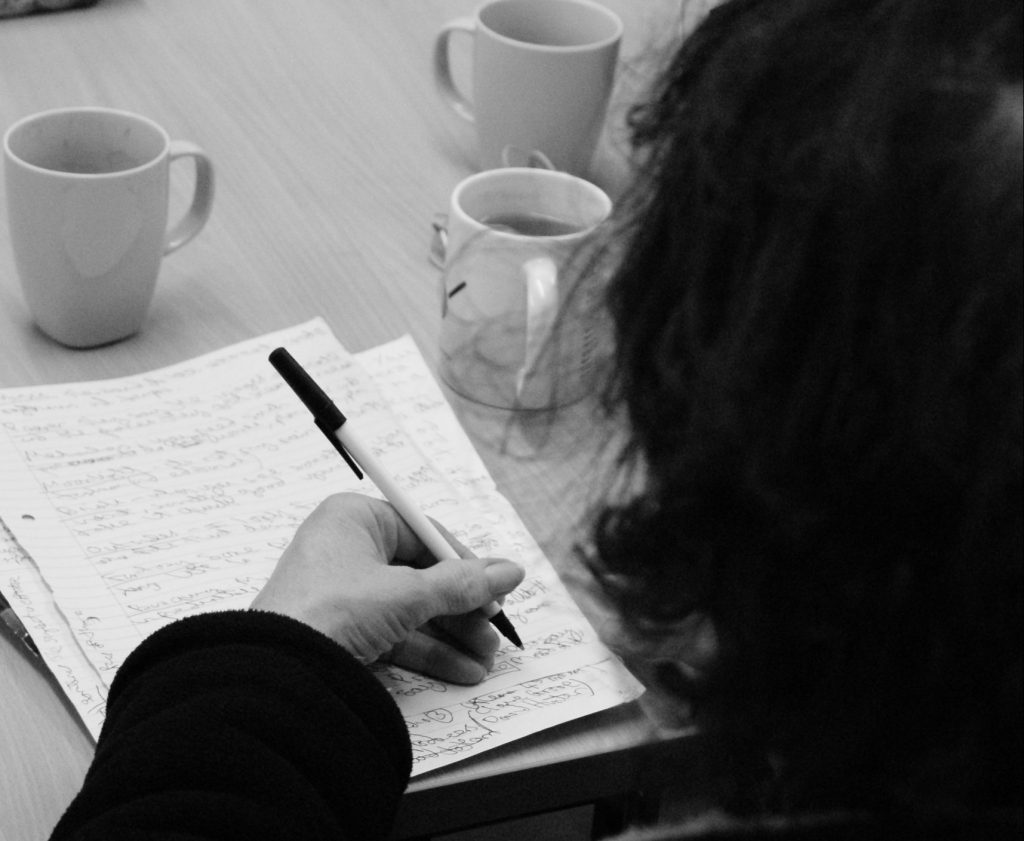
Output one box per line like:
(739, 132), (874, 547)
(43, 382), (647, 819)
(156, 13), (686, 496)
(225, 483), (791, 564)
(0, 320), (642, 773)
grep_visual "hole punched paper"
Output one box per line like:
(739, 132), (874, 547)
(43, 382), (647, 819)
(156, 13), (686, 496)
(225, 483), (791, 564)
(0, 318), (643, 775)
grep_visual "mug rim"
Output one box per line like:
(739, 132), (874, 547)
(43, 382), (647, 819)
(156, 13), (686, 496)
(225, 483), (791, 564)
(3, 106), (171, 179)
(451, 166), (613, 241)
(476, 0), (623, 53)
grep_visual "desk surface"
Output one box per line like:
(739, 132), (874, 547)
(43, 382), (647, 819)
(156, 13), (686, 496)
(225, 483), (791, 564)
(0, 2), (693, 839)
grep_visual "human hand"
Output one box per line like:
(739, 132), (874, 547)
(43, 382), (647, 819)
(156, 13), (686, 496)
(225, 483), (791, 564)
(250, 493), (524, 684)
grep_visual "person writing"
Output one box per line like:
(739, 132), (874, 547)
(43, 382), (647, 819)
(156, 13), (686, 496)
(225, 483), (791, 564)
(50, 494), (525, 840)
(49, 0), (1021, 838)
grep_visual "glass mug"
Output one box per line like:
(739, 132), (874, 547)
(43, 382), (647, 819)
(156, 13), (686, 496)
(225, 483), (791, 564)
(437, 168), (611, 410)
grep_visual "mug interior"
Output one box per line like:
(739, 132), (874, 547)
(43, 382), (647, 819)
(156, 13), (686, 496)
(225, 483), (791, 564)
(456, 168), (611, 239)
(480, 0), (621, 48)
(5, 108), (166, 175)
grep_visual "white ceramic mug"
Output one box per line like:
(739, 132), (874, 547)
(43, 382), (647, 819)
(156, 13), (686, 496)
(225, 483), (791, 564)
(433, 0), (622, 177)
(3, 107), (215, 348)
(439, 167), (612, 410)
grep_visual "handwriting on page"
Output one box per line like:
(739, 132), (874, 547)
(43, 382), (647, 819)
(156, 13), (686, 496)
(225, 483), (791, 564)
(0, 524), (108, 737)
(403, 663), (612, 766)
(0, 319), (642, 771)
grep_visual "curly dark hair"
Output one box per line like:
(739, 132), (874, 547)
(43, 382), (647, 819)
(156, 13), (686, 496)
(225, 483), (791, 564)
(587, 0), (1022, 825)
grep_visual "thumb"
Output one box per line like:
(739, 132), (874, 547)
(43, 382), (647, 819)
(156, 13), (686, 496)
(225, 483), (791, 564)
(418, 558), (524, 617)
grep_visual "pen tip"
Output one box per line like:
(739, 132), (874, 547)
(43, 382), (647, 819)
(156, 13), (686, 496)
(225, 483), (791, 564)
(489, 610), (523, 649)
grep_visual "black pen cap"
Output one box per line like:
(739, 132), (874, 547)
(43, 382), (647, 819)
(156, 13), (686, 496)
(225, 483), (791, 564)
(268, 347), (346, 430)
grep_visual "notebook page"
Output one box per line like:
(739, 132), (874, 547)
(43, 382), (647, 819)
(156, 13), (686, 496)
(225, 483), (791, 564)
(0, 523), (107, 738)
(0, 320), (642, 773)
(359, 338), (645, 771)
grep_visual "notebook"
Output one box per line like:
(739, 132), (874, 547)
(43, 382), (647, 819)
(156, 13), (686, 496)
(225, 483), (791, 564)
(0, 318), (642, 775)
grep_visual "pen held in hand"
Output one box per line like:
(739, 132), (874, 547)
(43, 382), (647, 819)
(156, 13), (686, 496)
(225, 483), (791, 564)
(268, 346), (524, 649)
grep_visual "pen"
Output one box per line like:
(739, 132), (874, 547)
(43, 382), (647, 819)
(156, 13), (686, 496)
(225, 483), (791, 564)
(268, 347), (524, 649)
(0, 593), (41, 658)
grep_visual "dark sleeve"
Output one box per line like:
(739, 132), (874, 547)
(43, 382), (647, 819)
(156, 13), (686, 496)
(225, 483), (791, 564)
(49, 609), (413, 841)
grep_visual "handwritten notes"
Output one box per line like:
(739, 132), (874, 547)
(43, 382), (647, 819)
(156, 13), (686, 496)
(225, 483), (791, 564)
(0, 319), (642, 774)
(0, 521), (108, 736)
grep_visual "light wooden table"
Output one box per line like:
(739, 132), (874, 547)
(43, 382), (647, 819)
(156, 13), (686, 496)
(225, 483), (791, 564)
(0, 2), (700, 839)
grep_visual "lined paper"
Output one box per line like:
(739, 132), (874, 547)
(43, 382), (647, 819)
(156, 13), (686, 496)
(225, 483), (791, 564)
(0, 320), (642, 774)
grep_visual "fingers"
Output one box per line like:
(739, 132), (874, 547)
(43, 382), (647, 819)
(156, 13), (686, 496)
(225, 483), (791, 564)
(430, 611), (500, 661)
(305, 493), (449, 565)
(267, 493), (526, 680)
(338, 493), (471, 568)
(418, 557), (524, 618)
(389, 629), (495, 685)
(389, 514), (472, 567)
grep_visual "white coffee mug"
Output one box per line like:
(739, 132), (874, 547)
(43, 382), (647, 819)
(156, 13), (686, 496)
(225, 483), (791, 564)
(3, 107), (215, 348)
(434, 0), (622, 177)
(439, 167), (612, 410)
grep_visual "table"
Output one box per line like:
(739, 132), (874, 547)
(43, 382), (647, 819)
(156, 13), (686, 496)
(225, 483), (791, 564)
(0, 2), (699, 839)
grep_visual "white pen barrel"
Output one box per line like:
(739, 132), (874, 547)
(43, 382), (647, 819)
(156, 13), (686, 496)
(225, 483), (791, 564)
(332, 421), (502, 618)
(332, 422), (457, 561)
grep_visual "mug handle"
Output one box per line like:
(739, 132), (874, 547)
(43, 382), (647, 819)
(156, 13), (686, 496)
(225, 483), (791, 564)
(501, 147), (556, 171)
(164, 141), (215, 255)
(516, 257), (559, 398)
(433, 18), (476, 123)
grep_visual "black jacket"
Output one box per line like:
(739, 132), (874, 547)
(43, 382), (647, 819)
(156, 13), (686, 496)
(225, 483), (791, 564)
(50, 610), (411, 840)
